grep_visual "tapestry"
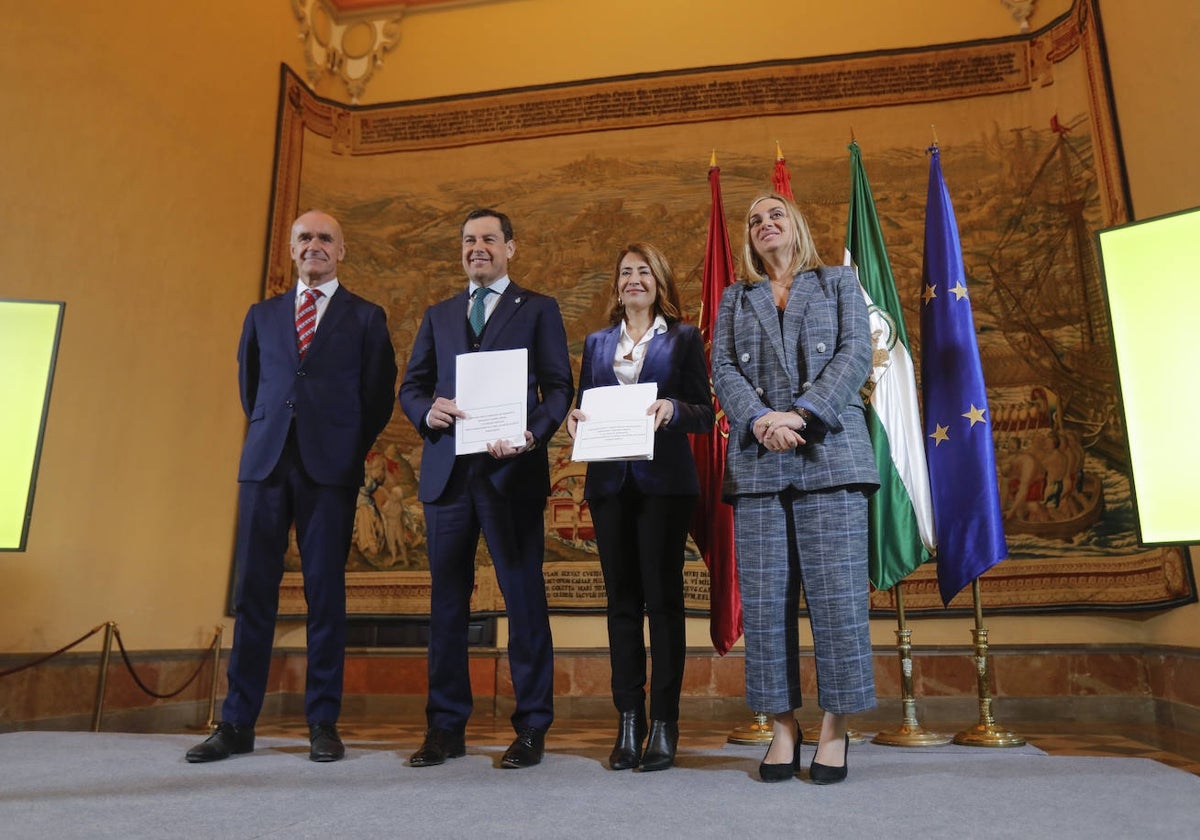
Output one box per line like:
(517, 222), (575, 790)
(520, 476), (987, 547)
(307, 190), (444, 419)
(262, 0), (1194, 619)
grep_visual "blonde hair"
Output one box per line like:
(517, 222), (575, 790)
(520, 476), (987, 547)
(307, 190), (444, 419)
(606, 242), (683, 326)
(739, 193), (823, 283)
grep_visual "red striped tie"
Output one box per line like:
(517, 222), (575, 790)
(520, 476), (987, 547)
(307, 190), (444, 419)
(296, 288), (322, 358)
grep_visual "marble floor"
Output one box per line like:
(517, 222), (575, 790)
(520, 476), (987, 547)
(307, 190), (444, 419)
(247, 714), (1200, 777)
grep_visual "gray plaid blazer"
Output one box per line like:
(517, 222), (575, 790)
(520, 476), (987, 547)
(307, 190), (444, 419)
(712, 265), (879, 500)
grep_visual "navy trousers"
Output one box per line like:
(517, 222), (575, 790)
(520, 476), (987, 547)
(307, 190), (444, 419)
(422, 455), (554, 734)
(223, 431), (356, 726)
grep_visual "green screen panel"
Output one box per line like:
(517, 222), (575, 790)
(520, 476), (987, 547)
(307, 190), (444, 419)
(0, 300), (65, 551)
(1097, 208), (1200, 544)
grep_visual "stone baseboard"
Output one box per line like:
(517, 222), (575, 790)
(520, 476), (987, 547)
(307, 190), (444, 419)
(3, 645), (1198, 735)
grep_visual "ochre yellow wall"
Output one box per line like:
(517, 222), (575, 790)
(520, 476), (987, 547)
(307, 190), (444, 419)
(0, 1), (295, 652)
(2, 0), (1196, 661)
(347, 0), (1073, 103)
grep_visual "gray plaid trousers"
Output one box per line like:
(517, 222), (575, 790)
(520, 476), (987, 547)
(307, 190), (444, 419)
(733, 487), (876, 715)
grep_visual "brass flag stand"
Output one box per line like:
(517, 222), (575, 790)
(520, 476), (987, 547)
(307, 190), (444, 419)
(873, 582), (950, 746)
(953, 579), (1025, 747)
(727, 712), (774, 745)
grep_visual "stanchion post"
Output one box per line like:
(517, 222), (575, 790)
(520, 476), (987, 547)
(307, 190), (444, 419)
(91, 621), (115, 733)
(873, 582), (949, 746)
(953, 579), (1025, 747)
(205, 625), (224, 729)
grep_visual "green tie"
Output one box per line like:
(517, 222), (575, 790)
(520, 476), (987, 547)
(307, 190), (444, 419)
(469, 286), (491, 336)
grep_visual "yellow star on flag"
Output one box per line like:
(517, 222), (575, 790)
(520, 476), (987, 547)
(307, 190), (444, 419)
(929, 423), (950, 446)
(950, 282), (969, 300)
(922, 284), (937, 304)
(962, 404), (987, 427)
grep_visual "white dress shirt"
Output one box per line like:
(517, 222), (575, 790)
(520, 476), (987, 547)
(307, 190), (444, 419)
(296, 277), (340, 330)
(468, 275), (510, 327)
(613, 314), (668, 385)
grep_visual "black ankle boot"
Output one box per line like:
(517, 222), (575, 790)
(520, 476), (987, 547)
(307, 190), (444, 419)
(608, 709), (647, 770)
(639, 720), (678, 772)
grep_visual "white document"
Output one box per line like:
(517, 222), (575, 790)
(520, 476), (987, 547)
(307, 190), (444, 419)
(455, 348), (528, 455)
(571, 382), (658, 462)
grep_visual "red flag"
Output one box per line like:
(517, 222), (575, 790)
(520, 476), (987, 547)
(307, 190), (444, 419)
(690, 159), (742, 655)
(771, 141), (795, 201)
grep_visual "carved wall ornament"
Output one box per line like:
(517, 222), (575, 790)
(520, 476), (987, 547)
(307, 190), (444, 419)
(292, 0), (404, 103)
(1002, 0), (1037, 31)
(292, 1), (508, 103)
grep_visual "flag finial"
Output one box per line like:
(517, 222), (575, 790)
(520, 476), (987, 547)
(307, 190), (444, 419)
(775, 140), (784, 160)
(710, 149), (717, 168)
(930, 124), (939, 148)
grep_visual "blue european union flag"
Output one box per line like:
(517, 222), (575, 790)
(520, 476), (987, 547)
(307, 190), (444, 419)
(920, 146), (1008, 606)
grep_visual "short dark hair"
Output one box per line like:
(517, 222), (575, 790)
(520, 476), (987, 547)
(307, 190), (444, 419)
(462, 208), (514, 241)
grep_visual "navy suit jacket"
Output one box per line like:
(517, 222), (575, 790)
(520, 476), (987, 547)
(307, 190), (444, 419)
(399, 281), (574, 504)
(712, 266), (879, 500)
(577, 321), (714, 500)
(236, 285), (398, 488)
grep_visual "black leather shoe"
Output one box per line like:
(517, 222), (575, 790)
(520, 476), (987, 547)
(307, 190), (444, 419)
(608, 709), (647, 771)
(408, 727), (466, 767)
(185, 722), (255, 763)
(758, 721), (800, 782)
(309, 722), (345, 762)
(638, 720), (678, 772)
(809, 733), (849, 785)
(500, 728), (546, 769)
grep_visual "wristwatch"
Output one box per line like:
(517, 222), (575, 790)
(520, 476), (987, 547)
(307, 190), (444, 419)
(790, 407), (811, 431)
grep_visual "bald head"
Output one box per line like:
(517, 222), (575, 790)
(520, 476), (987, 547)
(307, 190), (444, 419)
(289, 210), (346, 287)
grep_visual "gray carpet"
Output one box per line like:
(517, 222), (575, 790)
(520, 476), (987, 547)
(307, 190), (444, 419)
(1, 732), (1198, 839)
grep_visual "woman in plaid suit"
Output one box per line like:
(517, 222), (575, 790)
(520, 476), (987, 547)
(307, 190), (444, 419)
(712, 194), (879, 784)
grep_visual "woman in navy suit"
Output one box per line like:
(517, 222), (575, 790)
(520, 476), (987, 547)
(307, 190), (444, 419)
(567, 242), (714, 772)
(713, 195), (879, 785)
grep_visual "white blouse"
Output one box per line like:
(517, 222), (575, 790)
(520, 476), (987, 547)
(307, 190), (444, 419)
(612, 315), (668, 385)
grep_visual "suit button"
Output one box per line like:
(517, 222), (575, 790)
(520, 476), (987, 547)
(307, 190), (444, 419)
(285, 400), (295, 409)
(755, 387), (764, 396)
(296, 369), (306, 377)
(816, 342), (827, 353)
(740, 353), (750, 362)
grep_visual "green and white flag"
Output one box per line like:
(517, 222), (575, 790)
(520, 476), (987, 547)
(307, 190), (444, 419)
(845, 141), (936, 590)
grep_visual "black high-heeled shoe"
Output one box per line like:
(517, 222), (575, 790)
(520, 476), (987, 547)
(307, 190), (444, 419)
(758, 721), (800, 783)
(809, 733), (849, 785)
(608, 709), (647, 771)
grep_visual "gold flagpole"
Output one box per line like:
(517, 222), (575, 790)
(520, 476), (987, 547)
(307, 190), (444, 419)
(873, 581), (950, 746)
(953, 578), (1025, 746)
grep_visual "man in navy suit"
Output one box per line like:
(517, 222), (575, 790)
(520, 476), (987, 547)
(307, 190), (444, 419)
(399, 208), (573, 769)
(186, 210), (398, 764)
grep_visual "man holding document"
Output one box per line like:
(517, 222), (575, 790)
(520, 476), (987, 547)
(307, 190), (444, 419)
(399, 208), (573, 770)
(566, 242), (713, 772)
